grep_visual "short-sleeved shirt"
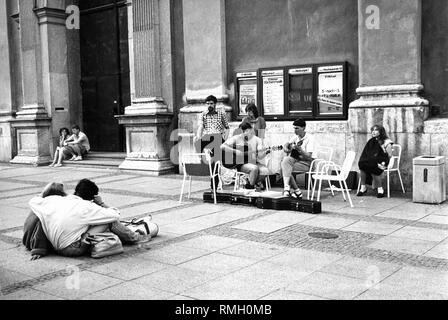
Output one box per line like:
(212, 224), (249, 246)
(199, 108), (229, 136)
(69, 131), (90, 151)
(288, 133), (317, 159)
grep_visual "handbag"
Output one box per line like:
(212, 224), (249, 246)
(84, 232), (124, 259)
(122, 216), (159, 238)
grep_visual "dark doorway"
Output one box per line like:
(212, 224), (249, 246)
(79, 0), (130, 152)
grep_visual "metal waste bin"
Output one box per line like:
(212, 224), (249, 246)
(413, 156), (446, 204)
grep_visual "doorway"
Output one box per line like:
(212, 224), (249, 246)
(79, 0), (130, 152)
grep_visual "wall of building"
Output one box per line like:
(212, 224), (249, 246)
(225, 0), (359, 107)
(422, 0), (448, 116)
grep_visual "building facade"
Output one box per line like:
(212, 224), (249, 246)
(0, 0), (447, 191)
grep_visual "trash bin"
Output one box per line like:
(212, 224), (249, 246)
(413, 156), (446, 204)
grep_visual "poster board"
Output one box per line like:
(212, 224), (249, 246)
(317, 65), (344, 116)
(236, 71), (258, 116)
(261, 69), (284, 116)
(288, 67), (313, 115)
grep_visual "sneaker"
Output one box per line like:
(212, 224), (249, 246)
(54, 164), (62, 167)
(74, 156), (83, 161)
(377, 191), (385, 198)
(357, 190), (367, 197)
(69, 156), (76, 161)
(244, 183), (255, 190)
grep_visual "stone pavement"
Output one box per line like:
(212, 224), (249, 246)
(1, 164), (448, 300)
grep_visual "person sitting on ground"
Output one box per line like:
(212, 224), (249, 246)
(49, 128), (70, 167)
(220, 122), (269, 190)
(357, 124), (393, 198)
(53, 125), (90, 167)
(23, 182), (65, 260)
(241, 103), (266, 140)
(28, 179), (151, 258)
(281, 118), (317, 199)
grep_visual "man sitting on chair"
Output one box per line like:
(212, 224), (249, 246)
(281, 118), (317, 199)
(220, 122), (269, 190)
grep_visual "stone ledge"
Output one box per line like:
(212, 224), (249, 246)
(424, 118), (448, 134)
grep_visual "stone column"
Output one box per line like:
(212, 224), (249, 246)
(116, 0), (175, 174)
(0, 0), (15, 162)
(349, 0), (429, 189)
(178, 0), (231, 167)
(10, 0), (52, 165)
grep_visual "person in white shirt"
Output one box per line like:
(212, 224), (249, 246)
(53, 124), (90, 167)
(29, 179), (150, 257)
(281, 118), (317, 199)
(221, 122), (269, 189)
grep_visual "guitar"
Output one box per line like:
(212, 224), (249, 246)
(224, 143), (283, 168)
(286, 138), (304, 160)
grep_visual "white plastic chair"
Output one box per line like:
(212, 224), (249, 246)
(357, 144), (405, 198)
(179, 150), (219, 204)
(305, 146), (334, 199)
(312, 151), (356, 207)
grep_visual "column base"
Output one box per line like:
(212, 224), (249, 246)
(10, 155), (52, 166)
(119, 158), (175, 175)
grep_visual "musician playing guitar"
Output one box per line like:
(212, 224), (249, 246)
(281, 118), (317, 199)
(221, 122), (274, 190)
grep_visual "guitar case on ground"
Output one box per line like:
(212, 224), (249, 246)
(255, 197), (322, 214)
(203, 191), (233, 204)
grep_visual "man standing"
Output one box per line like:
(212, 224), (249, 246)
(281, 118), (317, 199)
(193, 95), (230, 189)
(221, 122), (269, 190)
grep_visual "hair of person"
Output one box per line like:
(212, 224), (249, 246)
(239, 121), (252, 132)
(74, 179), (99, 201)
(245, 103), (259, 119)
(371, 124), (389, 144)
(293, 118), (306, 128)
(59, 127), (70, 135)
(71, 124), (80, 130)
(205, 95), (218, 104)
(41, 182), (66, 198)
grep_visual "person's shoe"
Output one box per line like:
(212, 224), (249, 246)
(282, 190), (292, 197)
(133, 234), (152, 245)
(291, 189), (303, 199)
(74, 156), (83, 161)
(48, 163), (55, 167)
(377, 191), (385, 198)
(54, 163), (62, 167)
(69, 156), (76, 161)
(357, 190), (367, 197)
(244, 183), (255, 190)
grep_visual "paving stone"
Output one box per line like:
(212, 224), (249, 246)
(119, 201), (184, 219)
(376, 210), (430, 221)
(182, 261), (311, 300)
(32, 270), (123, 300)
(367, 236), (438, 256)
(232, 218), (294, 233)
(82, 281), (173, 300)
(267, 248), (343, 272)
(132, 266), (218, 294)
(177, 252), (258, 276)
(100, 193), (155, 209)
(298, 216), (357, 230)
(0, 240), (19, 250)
(88, 256), (169, 280)
(318, 257), (402, 281)
(342, 221), (405, 235)
(286, 271), (370, 300)
(218, 240), (288, 260)
(12, 170), (107, 184)
(176, 235), (245, 251)
(419, 215), (448, 225)
(1, 288), (63, 300)
(424, 242), (448, 260)
(260, 289), (329, 300)
(389, 226), (448, 242)
(138, 244), (211, 265)
(355, 283), (448, 300)
(0, 267), (33, 288)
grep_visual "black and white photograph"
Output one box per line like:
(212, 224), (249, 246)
(0, 0), (447, 311)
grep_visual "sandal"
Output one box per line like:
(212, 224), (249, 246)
(282, 190), (292, 197)
(291, 190), (303, 199)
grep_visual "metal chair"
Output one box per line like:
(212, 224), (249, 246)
(179, 150), (219, 204)
(357, 144), (406, 198)
(312, 151), (356, 207)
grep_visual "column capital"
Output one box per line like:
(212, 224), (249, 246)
(33, 7), (67, 26)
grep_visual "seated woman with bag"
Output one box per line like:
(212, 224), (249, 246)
(357, 124), (393, 198)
